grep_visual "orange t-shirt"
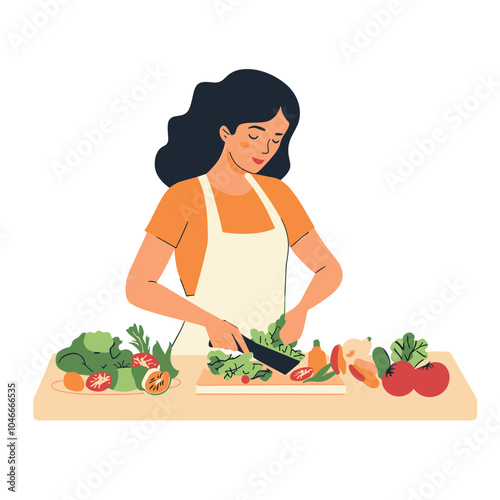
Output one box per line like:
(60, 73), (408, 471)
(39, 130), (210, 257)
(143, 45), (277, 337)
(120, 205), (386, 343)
(145, 173), (314, 296)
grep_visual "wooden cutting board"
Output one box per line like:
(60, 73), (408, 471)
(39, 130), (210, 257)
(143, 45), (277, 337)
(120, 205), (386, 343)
(196, 363), (346, 395)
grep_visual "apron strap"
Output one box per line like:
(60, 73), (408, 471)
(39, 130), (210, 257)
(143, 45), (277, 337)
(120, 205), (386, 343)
(198, 174), (223, 234)
(244, 173), (283, 230)
(198, 172), (284, 234)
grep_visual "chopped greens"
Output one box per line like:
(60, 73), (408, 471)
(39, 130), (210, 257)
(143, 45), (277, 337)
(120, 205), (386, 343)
(250, 314), (305, 361)
(207, 350), (273, 382)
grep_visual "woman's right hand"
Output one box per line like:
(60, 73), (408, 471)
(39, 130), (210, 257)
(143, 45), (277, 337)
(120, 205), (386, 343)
(205, 316), (249, 353)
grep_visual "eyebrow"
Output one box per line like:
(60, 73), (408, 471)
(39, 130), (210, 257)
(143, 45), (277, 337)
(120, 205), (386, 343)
(248, 125), (284, 136)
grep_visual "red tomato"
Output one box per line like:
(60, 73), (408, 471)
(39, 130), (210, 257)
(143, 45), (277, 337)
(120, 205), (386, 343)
(131, 353), (159, 369)
(290, 367), (314, 382)
(241, 375), (250, 384)
(86, 372), (112, 392)
(414, 362), (450, 397)
(382, 361), (415, 396)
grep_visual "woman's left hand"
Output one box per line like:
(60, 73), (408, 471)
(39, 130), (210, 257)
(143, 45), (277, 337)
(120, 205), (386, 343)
(279, 306), (307, 345)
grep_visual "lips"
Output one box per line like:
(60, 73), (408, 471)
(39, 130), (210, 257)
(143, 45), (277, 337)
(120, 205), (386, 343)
(252, 157), (264, 165)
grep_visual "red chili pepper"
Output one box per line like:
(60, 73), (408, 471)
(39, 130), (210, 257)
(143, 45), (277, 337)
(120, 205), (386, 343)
(349, 364), (366, 382)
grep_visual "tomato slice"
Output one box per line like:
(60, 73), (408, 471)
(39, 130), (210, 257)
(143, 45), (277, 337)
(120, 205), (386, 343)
(131, 353), (159, 369)
(290, 367), (314, 382)
(86, 372), (112, 392)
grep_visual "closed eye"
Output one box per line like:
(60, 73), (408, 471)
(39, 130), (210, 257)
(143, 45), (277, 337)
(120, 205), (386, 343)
(249, 134), (259, 140)
(272, 139), (280, 144)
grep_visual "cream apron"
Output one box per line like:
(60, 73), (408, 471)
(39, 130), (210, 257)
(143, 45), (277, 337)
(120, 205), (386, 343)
(172, 172), (289, 354)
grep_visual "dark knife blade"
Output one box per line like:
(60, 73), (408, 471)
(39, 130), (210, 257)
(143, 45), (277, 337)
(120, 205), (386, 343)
(208, 335), (300, 375)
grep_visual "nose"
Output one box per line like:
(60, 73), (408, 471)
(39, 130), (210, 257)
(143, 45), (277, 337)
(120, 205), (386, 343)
(261, 138), (271, 155)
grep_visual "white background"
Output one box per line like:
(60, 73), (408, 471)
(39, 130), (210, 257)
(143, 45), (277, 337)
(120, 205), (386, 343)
(2, 1), (500, 499)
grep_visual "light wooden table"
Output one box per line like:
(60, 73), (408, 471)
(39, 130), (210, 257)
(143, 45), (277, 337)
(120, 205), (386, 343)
(33, 352), (476, 420)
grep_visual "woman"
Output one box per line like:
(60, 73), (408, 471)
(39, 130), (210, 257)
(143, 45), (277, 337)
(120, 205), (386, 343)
(126, 69), (343, 354)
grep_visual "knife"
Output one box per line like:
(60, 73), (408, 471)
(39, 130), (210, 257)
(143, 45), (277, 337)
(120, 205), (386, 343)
(208, 334), (300, 375)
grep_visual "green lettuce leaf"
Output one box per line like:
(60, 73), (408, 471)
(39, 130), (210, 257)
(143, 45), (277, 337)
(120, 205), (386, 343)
(249, 314), (305, 361)
(152, 341), (179, 378)
(56, 333), (133, 376)
(83, 331), (113, 353)
(390, 332), (429, 367)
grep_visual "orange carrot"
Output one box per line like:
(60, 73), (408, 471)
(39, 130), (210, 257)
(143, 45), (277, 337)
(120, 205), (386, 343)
(308, 340), (327, 375)
(359, 368), (380, 389)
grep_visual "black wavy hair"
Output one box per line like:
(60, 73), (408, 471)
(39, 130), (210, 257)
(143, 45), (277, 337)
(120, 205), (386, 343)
(155, 69), (300, 187)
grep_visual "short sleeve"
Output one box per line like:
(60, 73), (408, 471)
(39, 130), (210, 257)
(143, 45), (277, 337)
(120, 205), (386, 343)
(255, 175), (315, 246)
(145, 182), (190, 248)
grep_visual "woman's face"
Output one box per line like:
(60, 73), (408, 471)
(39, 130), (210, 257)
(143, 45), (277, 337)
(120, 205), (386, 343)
(220, 107), (290, 174)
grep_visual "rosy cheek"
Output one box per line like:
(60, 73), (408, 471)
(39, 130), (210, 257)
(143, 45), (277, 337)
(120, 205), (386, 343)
(240, 142), (249, 148)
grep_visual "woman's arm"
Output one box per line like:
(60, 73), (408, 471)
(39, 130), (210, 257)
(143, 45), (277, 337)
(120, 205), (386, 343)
(126, 233), (249, 352)
(279, 229), (343, 345)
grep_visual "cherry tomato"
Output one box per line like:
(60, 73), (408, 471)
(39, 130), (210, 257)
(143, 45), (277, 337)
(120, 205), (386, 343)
(131, 353), (159, 369)
(290, 367), (314, 382)
(241, 375), (250, 384)
(382, 361), (415, 396)
(86, 372), (112, 392)
(414, 362), (450, 397)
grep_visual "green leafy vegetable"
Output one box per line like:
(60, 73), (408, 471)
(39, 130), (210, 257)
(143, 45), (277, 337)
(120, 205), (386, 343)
(390, 332), (429, 368)
(250, 314), (305, 361)
(152, 341), (179, 378)
(132, 366), (149, 391)
(207, 350), (273, 381)
(82, 331), (114, 353)
(153, 341), (178, 377)
(56, 333), (133, 382)
(126, 323), (151, 353)
(111, 367), (137, 392)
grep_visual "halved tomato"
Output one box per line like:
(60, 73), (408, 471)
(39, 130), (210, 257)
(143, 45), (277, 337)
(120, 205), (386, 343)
(290, 367), (314, 382)
(86, 372), (112, 392)
(131, 353), (159, 369)
(142, 369), (170, 395)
